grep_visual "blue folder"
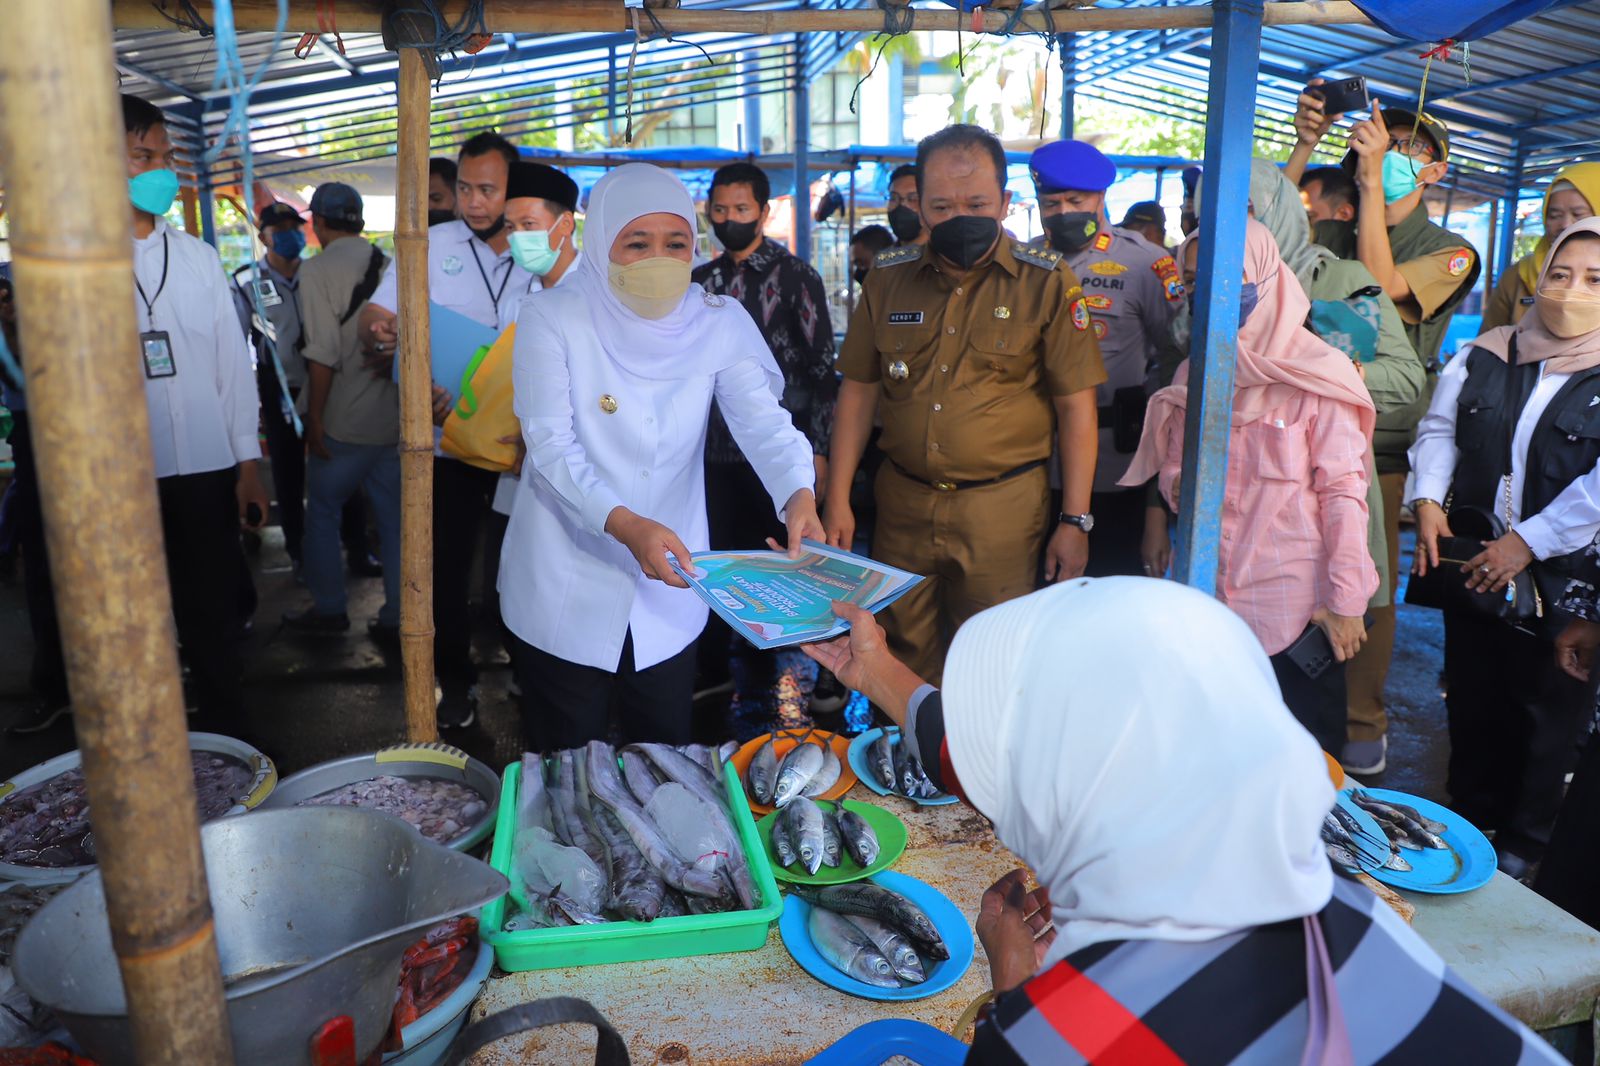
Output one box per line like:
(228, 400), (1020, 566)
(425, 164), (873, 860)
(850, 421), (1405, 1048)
(391, 301), (500, 397)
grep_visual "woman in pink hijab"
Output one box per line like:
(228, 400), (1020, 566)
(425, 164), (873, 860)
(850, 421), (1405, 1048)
(1122, 218), (1378, 753)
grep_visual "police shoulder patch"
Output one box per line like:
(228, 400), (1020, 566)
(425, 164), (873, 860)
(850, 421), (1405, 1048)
(1446, 249), (1473, 277)
(1093, 233), (1113, 253)
(1152, 255), (1180, 280)
(1012, 244), (1063, 271)
(874, 245), (924, 268)
(1070, 299), (1091, 331)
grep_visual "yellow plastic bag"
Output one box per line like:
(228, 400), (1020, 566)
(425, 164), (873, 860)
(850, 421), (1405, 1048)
(441, 324), (518, 472)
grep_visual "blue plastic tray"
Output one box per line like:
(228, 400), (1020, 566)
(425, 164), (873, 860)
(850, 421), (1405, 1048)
(805, 1019), (969, 1066)
(845, 728), (958, 806)
(779, 870), (974, 1001)
(1350, 788), (1497, 895)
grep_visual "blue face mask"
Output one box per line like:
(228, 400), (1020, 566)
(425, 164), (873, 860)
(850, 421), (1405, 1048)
(128, 168), (180, 217)
(510, 228), (562, 277)
(1186, 282), (1260, 327)
(271, 228), (306, 260)
(1381, 151), (1423, 205)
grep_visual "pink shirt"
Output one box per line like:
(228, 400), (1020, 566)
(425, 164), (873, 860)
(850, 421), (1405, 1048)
(1157, 391), (1378, 656)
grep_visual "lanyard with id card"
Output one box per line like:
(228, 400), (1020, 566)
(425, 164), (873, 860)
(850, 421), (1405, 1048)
(136, 232), (176, 379)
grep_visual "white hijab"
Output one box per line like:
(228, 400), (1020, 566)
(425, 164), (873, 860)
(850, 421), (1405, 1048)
(573, 162), (781, 390)
(942, 577), (1334, 968)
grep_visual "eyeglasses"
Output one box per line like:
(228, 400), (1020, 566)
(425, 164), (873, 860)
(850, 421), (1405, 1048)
(1387, 135), (1437, 164)
(887, 190), (920, 209)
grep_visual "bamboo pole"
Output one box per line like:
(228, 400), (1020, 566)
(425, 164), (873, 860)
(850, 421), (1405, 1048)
(0, 2), (235, 1063)
(109, 0), (1372, 33)
(396, 45), (439, 744)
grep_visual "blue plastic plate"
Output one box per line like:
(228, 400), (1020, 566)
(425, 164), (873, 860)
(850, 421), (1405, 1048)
(779, 869), (974, 1001)
(1348, 788), (1497, 895)
(845, 728), (958, 806)
(1328, 793), (1391, 875)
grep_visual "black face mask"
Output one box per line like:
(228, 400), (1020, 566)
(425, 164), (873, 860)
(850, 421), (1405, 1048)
(852, 266), (870, 285)
(428, 208), (456, 227)
(928, 215), (1000, 270)
(887, 205), (923, 243)
(1043, 212), (1099, 254)
(1312, 218), (1358, 258)
(711, 217), (761, 253)
(468, 215), (506, 242)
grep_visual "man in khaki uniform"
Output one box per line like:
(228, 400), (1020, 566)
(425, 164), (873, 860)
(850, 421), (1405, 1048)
(824, 125), (1104, 684)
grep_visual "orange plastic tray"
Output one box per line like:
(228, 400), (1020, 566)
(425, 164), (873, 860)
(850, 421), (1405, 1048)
(727, 729), (857, 816)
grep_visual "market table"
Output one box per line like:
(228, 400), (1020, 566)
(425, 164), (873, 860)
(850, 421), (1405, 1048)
(466, 782), (1600, 1065)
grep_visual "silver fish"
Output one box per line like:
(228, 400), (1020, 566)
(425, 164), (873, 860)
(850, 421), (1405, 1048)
(1382, 847), (1414, 872)
(554, 752), (610, 889)
(584, 742), (728, 900)
(807, 906), (899, 988)
(773, 734), (825, 807)
(1351, 792), (1448, 849)
(868, 732), (896, 791)
(578, 753), (665, 923)
(770, 806), (798, 867)
(786, 796), (827, 875)
(801, 737), (842, 798)
(747, 731), (779, 806)
(890, 728), (912, 797)
(1324, 840), (1363, 870)
(845, 913), (926, 984)
(1352, 790), (1446, 836)
(793, 882), (948, 960)
(819, 807), (843, 868)
(837, 808), (879, 868)
(632, 743), (761, 910)
(620, 750), (663, 807)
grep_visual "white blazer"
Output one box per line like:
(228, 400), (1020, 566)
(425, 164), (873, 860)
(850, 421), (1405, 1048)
(499, 288), (816, 672)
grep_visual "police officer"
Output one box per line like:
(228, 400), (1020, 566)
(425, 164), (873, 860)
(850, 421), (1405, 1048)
(825, 125), (1106, 685)
(1028, 140), (1185, 577)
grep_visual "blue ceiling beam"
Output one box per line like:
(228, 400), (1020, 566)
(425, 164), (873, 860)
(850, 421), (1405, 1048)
(116, 58), (204, 102)
(1431, 59), (1600, 103)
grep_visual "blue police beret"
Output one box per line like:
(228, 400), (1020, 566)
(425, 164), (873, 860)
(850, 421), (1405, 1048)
(1029, 140), (1116, 194)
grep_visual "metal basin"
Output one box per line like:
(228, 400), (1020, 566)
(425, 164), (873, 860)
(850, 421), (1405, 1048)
(14, 806), (508, 1066)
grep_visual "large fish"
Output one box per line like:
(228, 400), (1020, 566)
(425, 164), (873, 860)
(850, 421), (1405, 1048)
(845, 913), (926, 984)
(584, 742), (728, 900)
(620, 750), (663, 807)
(553, 752), (611, 891)
(747, 732), (779, 806)
(868, 732), (896, 792)
(807, 907), (899, 988)
(773, 734), (825, 807)
(800, 737), (842, 799)
(793, 882), (948, 960)
(785, 796), (827, 876)
(577, 755), (665, 922)
(836, 808), (879, 868)
(631, 743), (761, 910)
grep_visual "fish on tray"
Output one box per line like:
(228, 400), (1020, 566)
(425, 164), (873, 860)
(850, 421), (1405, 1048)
(301, 774), (489, 846)
(792, 881), (942, 987)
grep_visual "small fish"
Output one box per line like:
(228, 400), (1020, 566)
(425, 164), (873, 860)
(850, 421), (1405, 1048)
(773, 732), (825, 808)
(836, 808), (880, 868)
(1353, 790), (1446, 836)
(1324, 840), (1363, 870)
(807, 907), (899, 989)
(747, 732), (779, 806)
(801, 736), (843, 798)
(891, 729), (913, 797)
(786, 796), (827, 876)
(845, 913), (926, 984)
(770, 804), (798, 868)
(868, 732), (896, 791)
(793, 882), (948, 961)
(1383, 848), (1413, 873)
(1351, 792), (1448, 849)
(819, 807), (843, 868)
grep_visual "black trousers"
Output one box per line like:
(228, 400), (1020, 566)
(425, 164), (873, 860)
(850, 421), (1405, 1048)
(1444, 611), (1589, 860)
(1535, 726), (1600, 930)
(158, 468), (244, 719)
(696, 458), (788, 692)
(433, 457), (500, 694)
(1083, 487), (1151, 578)
(260, 378), (369, 564)
(1270, 632), (1349, 755)
(510, 629), (697, 752)
(8, 411), (69, 706)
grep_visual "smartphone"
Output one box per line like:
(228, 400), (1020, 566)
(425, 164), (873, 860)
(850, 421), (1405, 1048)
(1311, 76), (1369, 116)
(1286, 613), (1376, 680)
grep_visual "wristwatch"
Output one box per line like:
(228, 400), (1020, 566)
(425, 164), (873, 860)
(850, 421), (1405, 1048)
(1058, 512), (1095, 533)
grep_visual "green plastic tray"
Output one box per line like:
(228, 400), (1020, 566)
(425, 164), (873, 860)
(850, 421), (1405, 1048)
(482, 758), (783, 971)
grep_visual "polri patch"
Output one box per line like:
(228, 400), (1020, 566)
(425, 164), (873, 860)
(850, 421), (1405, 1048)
(1091, 260), (1127, 276)
(1447, 250), (1472, 276)
(1084, 294), (1113, 311)
(887, 311), (925, 325)
(1093, 320), (1108, 340)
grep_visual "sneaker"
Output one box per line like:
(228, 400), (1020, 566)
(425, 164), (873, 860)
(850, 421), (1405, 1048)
(810, 668), (849, 715)
(367, 618), (401, 649)
(7, 701), (72, 736)
(282, 608), (351, 634)
(347, 552), (383, 578)
(437, 684), (479, 730)
(1340, 735), (1387, 776)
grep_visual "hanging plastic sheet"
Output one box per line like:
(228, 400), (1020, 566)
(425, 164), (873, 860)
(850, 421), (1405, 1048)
(1350, 0), (1564, 42)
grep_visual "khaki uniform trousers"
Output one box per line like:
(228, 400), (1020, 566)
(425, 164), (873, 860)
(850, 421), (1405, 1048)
(1345, 471), (1406, 742)
(871, 462), (1050, 685)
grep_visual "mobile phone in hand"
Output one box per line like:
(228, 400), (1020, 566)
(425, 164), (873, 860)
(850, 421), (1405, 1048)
(1311, 76), (1369, 116)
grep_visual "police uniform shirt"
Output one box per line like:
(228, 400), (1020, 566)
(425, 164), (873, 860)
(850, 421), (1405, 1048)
(836, 234), (1106, 484)
(369, 219), (533, 333)
(133, 218), (260, 479)
(232, 256), (305, 389)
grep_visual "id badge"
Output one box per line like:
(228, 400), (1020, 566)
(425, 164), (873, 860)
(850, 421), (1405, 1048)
(141, 330), (176, 379)
(254, 279), (284, 308)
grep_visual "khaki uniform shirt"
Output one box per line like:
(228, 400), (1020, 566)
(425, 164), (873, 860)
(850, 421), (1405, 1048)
(837, 233), (1106, 484)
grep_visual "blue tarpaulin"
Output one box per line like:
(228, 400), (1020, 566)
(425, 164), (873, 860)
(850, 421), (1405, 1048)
(1351, 0), (1564, 42)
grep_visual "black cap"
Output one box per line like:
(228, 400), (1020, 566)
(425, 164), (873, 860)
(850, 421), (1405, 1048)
(506, 162), (579, 213)
(309, 182), (364, 227)
(1381, 109), (1450, 161)
(1122, 201), (1165, 226)
(257, 202), (304, 229)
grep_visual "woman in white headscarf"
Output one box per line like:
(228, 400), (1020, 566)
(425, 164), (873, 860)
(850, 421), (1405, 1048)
(501, 164), (822, 750)
(806, 579), (1561, 1065)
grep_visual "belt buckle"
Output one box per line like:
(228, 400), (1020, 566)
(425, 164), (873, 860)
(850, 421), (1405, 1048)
(932, 480), (958, 492)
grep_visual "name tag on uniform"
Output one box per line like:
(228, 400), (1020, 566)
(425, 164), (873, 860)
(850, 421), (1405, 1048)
(254, 279), (284, 308)
(887, 311), (924, 325)
(141, 330), (176, 379)
(1520, 296), (1536, 306)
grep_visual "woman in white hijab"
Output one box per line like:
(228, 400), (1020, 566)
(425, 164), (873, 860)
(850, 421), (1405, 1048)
(806, 578), (1560, 1065)
(501, 164), (822, 750)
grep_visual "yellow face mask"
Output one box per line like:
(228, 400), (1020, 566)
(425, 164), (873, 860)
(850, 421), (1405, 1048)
(608, 257), (692, 319)
(1538, 286), (1600, 339)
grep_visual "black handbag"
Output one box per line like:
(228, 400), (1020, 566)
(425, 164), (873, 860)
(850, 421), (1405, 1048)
(1403, 502), (1545, 630)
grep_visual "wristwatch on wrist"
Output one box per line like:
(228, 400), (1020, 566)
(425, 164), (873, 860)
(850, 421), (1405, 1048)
(1059, 512), (1095, 533)
(1412, 498), (1444, 513)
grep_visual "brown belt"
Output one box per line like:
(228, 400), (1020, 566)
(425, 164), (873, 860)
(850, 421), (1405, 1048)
(890, 458), (1046, 493)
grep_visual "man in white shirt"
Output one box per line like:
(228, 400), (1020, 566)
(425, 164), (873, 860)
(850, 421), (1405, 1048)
(123, 94), (268, 726)
(359, 131), (534, 729)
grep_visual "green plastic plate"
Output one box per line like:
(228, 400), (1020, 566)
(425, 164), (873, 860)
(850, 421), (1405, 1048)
(757, 799), (907, 886)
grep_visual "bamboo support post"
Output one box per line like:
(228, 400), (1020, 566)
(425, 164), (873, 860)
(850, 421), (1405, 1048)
(109, 0), (1372, 33)
(396, 46), (439, 744)
(0, 2), (235, 1062)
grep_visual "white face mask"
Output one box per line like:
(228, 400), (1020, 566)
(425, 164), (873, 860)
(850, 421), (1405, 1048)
(607, 256), (691, 319)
